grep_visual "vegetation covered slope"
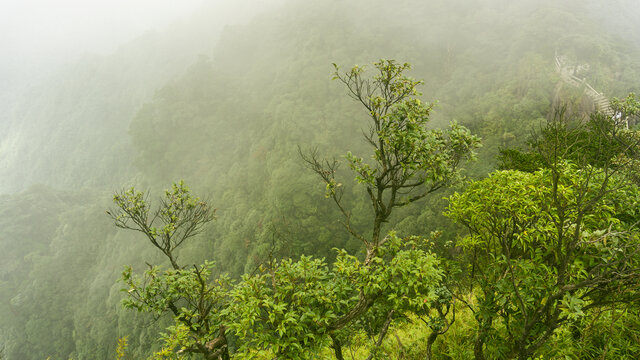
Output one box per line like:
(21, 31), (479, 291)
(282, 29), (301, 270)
(0, 0), (266, 195)
(0, 0), (639, 358)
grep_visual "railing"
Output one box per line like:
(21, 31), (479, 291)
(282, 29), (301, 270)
(555, 56), (615, 116)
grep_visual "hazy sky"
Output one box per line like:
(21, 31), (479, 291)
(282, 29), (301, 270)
(0, 0), (205, 58)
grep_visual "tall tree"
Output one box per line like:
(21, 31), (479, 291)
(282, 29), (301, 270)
(300, 59), (480, 357)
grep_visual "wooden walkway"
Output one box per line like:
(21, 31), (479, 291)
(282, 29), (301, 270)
(554, 55), (615, 117)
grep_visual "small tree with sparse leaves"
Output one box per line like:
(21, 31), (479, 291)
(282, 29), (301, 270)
(109, 181), (230, 359)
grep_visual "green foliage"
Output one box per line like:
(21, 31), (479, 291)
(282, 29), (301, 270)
(227, 256), (340, 357)
(447, 163), (640, 359)
(499, 101), (640, 174)
(334, 59), (480, 212)
(611, 92), (640, 119)
(296, 59), (478, 358)
(305, 60), (479, 259)
(226, 232), (442, 359)
(116, 337), (128, 360)
(497, 148), (544, 172)
(112, 58), (470, 359)
(110, 181), (215, 269)
(110, 182), (447, 359)
(111, 182), (229, 359)
(478, 105), (640, 358)
(4, 0), (640, 358)
(121, 261), (230, 320)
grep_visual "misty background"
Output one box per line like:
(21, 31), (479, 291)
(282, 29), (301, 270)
(1, 0), (202, 108)
(0, 0), (639, 358)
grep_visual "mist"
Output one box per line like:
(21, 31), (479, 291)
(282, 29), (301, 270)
(0, 0), (639, 359)
(0, 0), (281, 114)
(0, 0), (198, 100)
(2, 0), (205, 55)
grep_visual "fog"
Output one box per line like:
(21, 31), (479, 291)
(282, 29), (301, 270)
(1, 0), (205, 57)
(0, 0), (639, 358)
(0, 0), (281, 100)
(0, 1), (195, 89)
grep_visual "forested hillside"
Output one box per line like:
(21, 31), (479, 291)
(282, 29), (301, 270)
(1, 0), (639, 359)
(0, 0), (270, 195)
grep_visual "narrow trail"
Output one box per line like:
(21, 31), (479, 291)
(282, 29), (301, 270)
(554, 55), (615, 117)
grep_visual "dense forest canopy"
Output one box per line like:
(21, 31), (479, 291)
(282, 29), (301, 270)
(0, 0), (639, 359)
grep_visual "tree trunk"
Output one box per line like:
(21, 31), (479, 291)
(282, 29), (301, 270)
(474, 314), (493, 360)
(331, 334), (344, 360)
(426, 331), (439, 360)
(474, 336), (486, 360)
